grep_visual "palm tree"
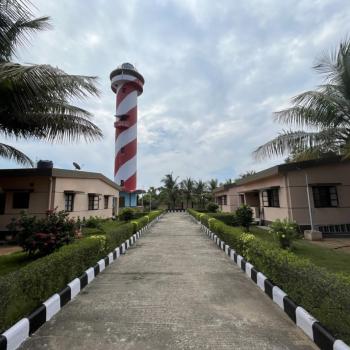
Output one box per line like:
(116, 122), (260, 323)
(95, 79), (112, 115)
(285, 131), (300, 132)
(194, 180), (208, 209)
(0, 0), (102, 166)
(238, 170), (256, 179)
(181, 177), (194, 209)
(254, 39), (350, 161)
(161, 173), (179, 209)
(208, 178), (218, 191)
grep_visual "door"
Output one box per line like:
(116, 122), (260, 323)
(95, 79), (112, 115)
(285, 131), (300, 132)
(0, 193), (6, 214)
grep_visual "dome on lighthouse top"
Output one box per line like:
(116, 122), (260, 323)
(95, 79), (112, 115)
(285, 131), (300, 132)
(110, 62), (145, 84)
(120, 62), (136, 70)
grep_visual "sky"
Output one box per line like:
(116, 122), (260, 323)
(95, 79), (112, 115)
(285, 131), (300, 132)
(3, 0), (350, 188)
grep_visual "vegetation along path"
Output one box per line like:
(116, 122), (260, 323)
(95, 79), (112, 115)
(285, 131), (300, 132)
(20, 213), (316, 349)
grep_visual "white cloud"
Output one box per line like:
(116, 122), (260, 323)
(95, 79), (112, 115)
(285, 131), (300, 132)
(2, 0), (350, 188)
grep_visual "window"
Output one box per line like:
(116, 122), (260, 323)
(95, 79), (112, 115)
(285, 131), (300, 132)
(104, 195), (109, 209)
(13, 192), (30, 209)
(121, 147), (125, 154)
(262, 189), (280, 207)
(120, 180), (124, 186)
(312, 186), (338, 208)
(88, 194), (99, 210)
(64, 193), (75, 212)
(217, 195), (227, 205)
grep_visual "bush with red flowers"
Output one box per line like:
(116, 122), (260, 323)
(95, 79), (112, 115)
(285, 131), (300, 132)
(8, 209), (77, 256)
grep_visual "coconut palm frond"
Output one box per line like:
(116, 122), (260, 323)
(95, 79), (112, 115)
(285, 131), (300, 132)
(0, 63), (99, 107)
(1, 110), (102, 142)
(253, 129), (341, 160)
(0, 142), (33, 166)
(0, 0), (102, 166)
(257, 39), (350, 161)
(275, 91), (349, 128)
(0, 16), (50, 61)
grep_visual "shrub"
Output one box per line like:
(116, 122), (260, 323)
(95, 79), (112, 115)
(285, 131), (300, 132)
(0, 210), (162, 333)
(119, 208), (135, 221)
(9, 210), (76, 256)
(0, 236), (105, 332)
(269, 219), (299, 249)
(133, 212), (147, 219)
(206, 202), (219, 213)
(84, 216), (105, 228)
(235, 204), (253, 231)
(188, 209), (350, 343)
(208, 213), (239, 226)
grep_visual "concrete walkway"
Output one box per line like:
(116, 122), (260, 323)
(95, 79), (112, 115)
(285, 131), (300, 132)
(21, 213), (316, 349)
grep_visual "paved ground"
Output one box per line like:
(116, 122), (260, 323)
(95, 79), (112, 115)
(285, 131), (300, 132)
(0, 245), (21, 256)
(21, 213), (316, 350)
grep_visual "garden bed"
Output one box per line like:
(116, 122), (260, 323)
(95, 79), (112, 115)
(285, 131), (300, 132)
(188, 209), (350, 344)
(0, 210), (162, 333)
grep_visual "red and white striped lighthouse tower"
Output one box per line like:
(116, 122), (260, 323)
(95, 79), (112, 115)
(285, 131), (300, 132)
(110, 63), (144, 206)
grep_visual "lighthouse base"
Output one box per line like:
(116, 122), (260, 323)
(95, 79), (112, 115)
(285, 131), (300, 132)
(119, 192), (138, 208)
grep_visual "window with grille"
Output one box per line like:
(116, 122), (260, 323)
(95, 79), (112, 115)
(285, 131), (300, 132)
(262, 189), (280, 207)
(64, 193), (75, 212)
(88, 194), (99, 210)
(312, 186), (338, 208)
(104, 196), (109, 209)
(13, 192), (30, 209)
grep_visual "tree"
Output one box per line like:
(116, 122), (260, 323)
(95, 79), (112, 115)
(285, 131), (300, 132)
(224, 178), (233, 185)
(235, 170), (256, 181)
(180, 177), (194, 208)
(194, 180), (208, 209)
(254, 39), (350, 161)
(208, 178), (218, 191)
(140, 187), (159, 210)
(0, 0), (102, 166)
(161, 173), (179, 209)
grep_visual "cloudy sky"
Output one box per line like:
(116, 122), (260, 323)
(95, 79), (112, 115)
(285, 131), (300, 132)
(3, 0), (350, 188)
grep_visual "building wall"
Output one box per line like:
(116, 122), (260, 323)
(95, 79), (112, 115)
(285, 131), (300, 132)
(0, 175), (51, 231)
(236, 175), (290, 223)
(53, 177), (119, 220)
(119, 192), (137, 208)
(287, 163), (350, 226)
(0, 175), (119, 231)
(214, 187), (241, 212)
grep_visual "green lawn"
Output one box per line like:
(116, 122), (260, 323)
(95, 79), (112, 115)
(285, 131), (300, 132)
(0, 251), (35, 276)
(82, 220), (126, 236)
(250, 226), (350, 276)
(0, 219), (127, 277)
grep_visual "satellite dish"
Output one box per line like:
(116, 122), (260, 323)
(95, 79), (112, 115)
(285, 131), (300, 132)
(73, 162), (81, 170)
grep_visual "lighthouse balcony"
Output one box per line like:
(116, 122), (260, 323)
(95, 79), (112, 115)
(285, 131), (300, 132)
(114, 120), (130, 129)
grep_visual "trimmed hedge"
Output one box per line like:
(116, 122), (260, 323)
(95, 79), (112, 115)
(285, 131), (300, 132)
(207, 213), (238, 226)
(188, 209), (350, 343)
(0, 210), (162, 333)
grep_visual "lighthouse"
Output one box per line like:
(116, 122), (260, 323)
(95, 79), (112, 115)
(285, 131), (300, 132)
(110, 63), (145, 207)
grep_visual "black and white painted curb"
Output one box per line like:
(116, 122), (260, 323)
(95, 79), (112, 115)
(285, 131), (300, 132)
(189, 215), (349, 350)
(166, 209), (186, 212)
(0, 213), (164, 350)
